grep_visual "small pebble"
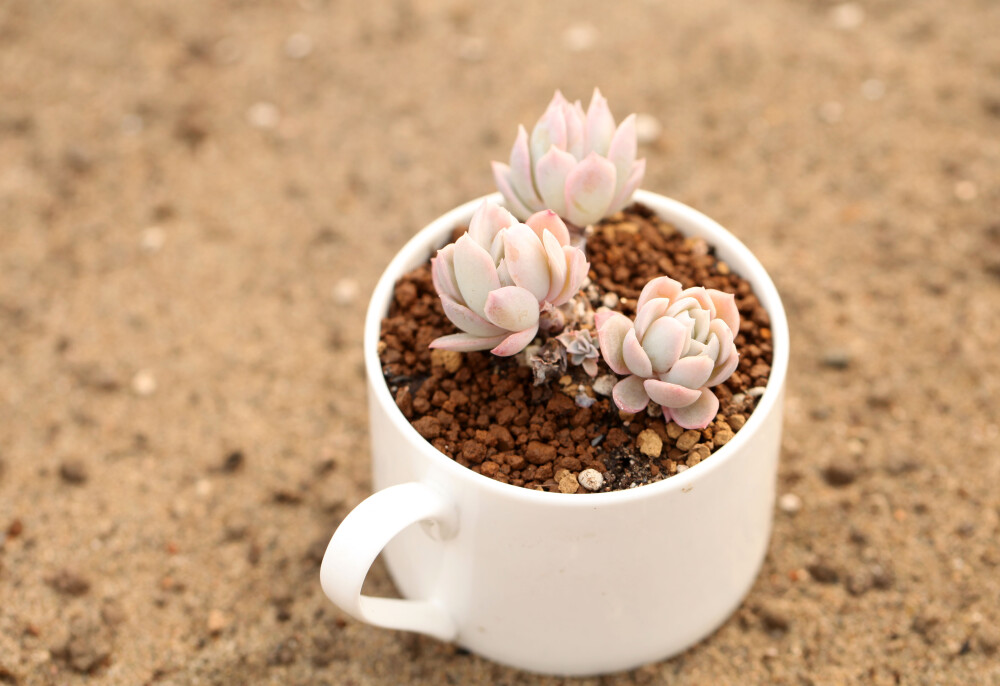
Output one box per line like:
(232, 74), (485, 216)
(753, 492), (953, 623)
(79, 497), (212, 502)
(574, 393), (596, 408)
(714, 427), (735, 446)
(121, 113), (144, 134)
(46, 569), (91, 596)
(635, 113), (663, 145)
(830, 3), (865, 30)
(747, 386), (766, 398)
(601, 292), (619, 308)
(578, 468), (604, 491)
(131, 370), (157, 396)
(778, 492), (802, 514)
(687, 444), (711, 464)
(195, 479), (212, 497)
(820, 348), (851, 369)
(592, 374), (616, 397)
(818, 101), (844, 124)
(666, 422), (684, 439)
(676, 430), (700, 452)
(284, 33), (313, 59)
(246, 101), (280, 130)
(332, 278), (360, 305)
(757, 601), (792, 633)
(430, 349), (462, 373)
(207, 609), (229, 635)
(562, 23), (598, 52)
(59, 460), (89, 485)
(822, 462), (857, 487)
(726, 414), (746, 431)
(954, 180), (978, 202)
(140, 226), (166, 253)
(860, 79), (885, 101)
(456, 36), (486, 62)
(636, 429), (662, 457)
(558, 474), (579, 494)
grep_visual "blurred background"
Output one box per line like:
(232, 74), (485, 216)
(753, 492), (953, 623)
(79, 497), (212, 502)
(1, 0), (998, 683)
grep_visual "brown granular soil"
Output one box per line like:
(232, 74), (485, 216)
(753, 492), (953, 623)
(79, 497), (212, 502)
(378, 203), (774, 493)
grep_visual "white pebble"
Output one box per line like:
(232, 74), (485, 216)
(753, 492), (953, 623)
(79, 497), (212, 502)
(830, 3), (864, 30)
(141, 226), (166, 253)
(131, 370), (157, 397)
(747, 386), (767, 398)
(818, 101), (843, 124)
(635, 113), (663, 145)
(779, 492), (803, 514)
(284, 33), (314, 59)
(860, 79), (885, 101)
(332, 278), (360, 305)
(578, 468), (604, 491)
(954, 180), (978, 202)
(247, 102), (280, 130)
(456, 36), (487, 62)
(592, 374), (617, 397)
(601, 292), (619, 308)
(195, 479), (213, 497)
(562, 23), (598, 52)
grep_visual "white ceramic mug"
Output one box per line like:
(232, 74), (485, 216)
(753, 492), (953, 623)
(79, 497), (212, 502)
(321, 191), (789, 676)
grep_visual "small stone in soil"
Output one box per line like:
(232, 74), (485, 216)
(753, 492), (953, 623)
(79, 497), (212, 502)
(525, 441), (557, 465)
(822, 462), (857, 486)
(59, 460), (89, 485)
(220, 450), (244, 473)
(558, 474), (578, 493)
(714, 426), (735, 446)
(636, 429), (662, 457)
(331, 278), (360, 305)
(430, 349), (462, 373)
(46, 569), (91, 596)
(807, 562), (840, 584)
(131, 369), (157, 396)
(592, 374), (616, 397)
(676, 430), (701, 452)
(820, 348), (852, 369)
(778, 492), (803, 514)
(756, 602), (792, 633)
(207, 609), (228, 635)
(578, 468), (604, 491)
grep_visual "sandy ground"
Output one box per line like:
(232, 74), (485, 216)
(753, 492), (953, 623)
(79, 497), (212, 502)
(1, 0), (999, 684)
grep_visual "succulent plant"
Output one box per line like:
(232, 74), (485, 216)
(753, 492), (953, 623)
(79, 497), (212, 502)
(556, 329), (600, 377)
(429, 200), (589, 356)
(595, 277), (741, 429)
(492, 88), (646, 228)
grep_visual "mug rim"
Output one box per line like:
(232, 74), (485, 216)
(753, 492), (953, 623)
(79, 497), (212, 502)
(363, 190), (789, 506)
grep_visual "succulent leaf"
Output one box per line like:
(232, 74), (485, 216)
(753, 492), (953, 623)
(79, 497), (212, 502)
(483, 286), (540, 332)
(665, 387), (720, 430)
(613, 375), (651, 413)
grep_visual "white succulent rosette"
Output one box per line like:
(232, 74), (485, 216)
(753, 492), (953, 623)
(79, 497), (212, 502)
(595, 277), (741, 429)
(430, 200), (589, 356)
(492, 88), (646, 228)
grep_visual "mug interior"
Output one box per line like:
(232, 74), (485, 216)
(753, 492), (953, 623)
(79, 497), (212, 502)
(363, 191), (789, 505)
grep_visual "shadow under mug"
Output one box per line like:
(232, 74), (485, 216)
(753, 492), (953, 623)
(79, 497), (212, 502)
(321, 191), (790, 676)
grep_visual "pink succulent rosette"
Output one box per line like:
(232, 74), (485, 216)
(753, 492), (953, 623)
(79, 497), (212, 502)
(430, 200), (589, 356)
(595, 277), (741, 429)
(492, 88), (646, 227)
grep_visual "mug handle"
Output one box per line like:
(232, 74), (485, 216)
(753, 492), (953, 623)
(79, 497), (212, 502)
(319, 482), (459, 641)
